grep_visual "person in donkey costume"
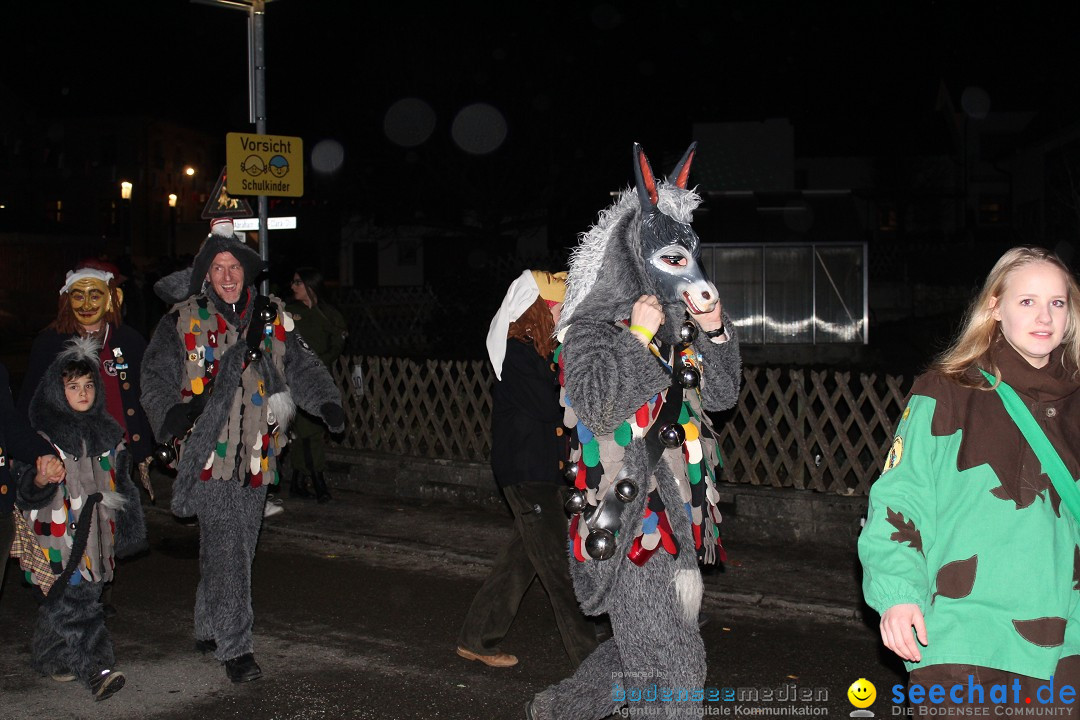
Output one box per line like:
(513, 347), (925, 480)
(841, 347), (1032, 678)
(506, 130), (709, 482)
(528, 143), (742, 719)
(140, 218), (344, 683)
(12, 337), (147, 701)
(860, 247), (1080, 707)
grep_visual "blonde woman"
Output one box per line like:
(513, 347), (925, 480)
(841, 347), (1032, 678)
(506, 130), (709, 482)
(860, 247), (1080, 706)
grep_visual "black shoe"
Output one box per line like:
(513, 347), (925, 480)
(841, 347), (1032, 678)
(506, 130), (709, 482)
(313, 472), (332, 504)
(224, 653), (263, 683)
(195, 638), (217, 654)
(89, 669), (125, 701)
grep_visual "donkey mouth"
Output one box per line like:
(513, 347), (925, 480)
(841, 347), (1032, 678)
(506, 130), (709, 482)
(683, 291), (713, 315)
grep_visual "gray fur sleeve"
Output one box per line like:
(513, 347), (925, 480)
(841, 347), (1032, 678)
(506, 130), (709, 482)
(112, 448), (148, 558)
(562, 321), (671, 436)
(140, 313), (186, 439)
(695, 311), (742, 412)
(14, 460), (58, 509)
(284, 331), (344, 431)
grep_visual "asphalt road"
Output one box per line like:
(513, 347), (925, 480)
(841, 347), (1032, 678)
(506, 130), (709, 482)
(0, 496), (905, 720)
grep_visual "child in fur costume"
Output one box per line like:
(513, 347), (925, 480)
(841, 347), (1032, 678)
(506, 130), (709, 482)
(12, 337), (147, 701)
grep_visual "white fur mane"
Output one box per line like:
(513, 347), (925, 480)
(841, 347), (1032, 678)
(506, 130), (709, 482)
(560, 182), (701, 326)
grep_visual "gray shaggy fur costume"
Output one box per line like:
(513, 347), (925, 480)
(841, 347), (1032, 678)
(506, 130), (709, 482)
(17, 337), (147, 688)
(529, 145), (741, 719)
(141, 225), (343, 665)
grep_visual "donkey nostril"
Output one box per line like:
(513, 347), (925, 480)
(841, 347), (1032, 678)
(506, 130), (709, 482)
(702, 291), (711, 300)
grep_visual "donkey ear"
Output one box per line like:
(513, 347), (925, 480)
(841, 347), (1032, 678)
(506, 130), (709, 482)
(667, 142), (697, 189)
(633, 142), (659, 212)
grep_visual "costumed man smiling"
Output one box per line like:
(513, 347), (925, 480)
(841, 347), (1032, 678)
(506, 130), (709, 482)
(141, 218), (344, 683)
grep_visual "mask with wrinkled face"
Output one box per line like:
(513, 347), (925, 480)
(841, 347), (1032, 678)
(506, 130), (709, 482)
(68, 277), (112, 331)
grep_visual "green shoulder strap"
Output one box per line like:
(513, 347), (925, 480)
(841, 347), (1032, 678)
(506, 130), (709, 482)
(980, 369), (1080, 523)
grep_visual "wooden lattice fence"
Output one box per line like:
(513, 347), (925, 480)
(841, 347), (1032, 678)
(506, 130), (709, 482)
(330, 357), (910, 496)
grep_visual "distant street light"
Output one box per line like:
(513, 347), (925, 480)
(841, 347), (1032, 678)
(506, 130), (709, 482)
(120, 181), (133, 255)
(168, 193), (178, 258)
(184, 166), (196, 177)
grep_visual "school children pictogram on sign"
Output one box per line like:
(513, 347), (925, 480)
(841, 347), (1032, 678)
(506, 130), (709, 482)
(201, 167), (255, 220)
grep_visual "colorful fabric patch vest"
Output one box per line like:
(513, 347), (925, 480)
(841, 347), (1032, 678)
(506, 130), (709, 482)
(174, 295), (291, 488)
(560, 335), (726, 565)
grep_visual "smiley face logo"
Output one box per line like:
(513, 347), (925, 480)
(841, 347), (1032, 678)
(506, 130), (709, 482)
(847, 678), (876, 709)
(268, 154), (290, 178)
(241, 154), (266, 176)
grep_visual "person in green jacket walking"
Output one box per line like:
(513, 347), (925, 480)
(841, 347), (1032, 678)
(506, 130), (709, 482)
(284, 267), (347, 503)
(860, 247), (1080, 707)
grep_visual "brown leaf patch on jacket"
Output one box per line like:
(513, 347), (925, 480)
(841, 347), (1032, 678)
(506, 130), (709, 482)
(915, 343), (1080, 515)
(931, 555), (977, 605)
(1012, 617), (1067, 648)
(886, 507), (923, 555)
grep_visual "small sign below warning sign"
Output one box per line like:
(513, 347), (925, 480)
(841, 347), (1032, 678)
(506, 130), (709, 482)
(202, 167), (255, 220)
(225, 132), (304, 197)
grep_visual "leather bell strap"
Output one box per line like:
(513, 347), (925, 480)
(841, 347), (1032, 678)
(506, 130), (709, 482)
(981, 369), (1080, 524)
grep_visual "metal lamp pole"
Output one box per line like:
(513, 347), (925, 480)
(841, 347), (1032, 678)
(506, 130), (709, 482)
(192, 0), (272, 295)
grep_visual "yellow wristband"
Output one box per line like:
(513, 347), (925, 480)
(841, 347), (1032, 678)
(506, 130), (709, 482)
(629, 324), (654, 342)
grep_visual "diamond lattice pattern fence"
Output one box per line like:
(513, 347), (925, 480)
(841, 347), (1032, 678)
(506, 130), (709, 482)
(330, 358), (908, 496)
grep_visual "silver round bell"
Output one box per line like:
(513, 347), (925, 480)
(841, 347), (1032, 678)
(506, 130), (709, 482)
(246, 347), (262, 363)
(659, 422), (686, 448)
(562, 463), (579, 483)
(259, 305), (277, 323)
(678, 321), (699, 346)
(614, 479), (638, 503)
(677, 366), (701, 389)
(564, 491), (588, 515)
(585, 528), (617, 560)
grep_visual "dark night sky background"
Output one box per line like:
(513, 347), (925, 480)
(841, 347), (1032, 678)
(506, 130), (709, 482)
(4, 1), (1080, 236)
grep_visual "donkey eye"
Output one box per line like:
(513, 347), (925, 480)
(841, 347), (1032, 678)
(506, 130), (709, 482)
(661, 255), (687, 267)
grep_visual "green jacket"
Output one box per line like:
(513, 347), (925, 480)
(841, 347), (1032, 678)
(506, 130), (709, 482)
(859, 339), (1080, 679)
(284, 300), (347, 369)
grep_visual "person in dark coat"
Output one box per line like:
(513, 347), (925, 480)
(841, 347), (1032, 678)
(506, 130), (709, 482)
(0, 362), (64, 603)
(283, 266), (347, 502)
(456, 270), (598, 669)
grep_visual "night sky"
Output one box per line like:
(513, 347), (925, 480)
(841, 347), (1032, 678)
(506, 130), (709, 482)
(4, 1), (1080, 235)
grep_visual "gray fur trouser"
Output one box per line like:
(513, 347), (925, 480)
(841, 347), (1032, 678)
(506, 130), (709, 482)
(193, 478), (267, 662)
(532, 553), (706, 719)
(31, 579), (114, 687)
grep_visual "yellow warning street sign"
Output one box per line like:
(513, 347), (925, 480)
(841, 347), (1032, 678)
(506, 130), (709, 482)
(202, 167), (254, 219)
(225, 132), (304, 197)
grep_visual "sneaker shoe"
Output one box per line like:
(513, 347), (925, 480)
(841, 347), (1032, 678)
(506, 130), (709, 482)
(89, 669), (125, 701)
(264, 501), (284, 518)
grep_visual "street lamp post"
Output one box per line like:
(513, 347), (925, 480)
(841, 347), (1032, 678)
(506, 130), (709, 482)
(168, 193), (178, 259)
(120, 181), (133, 256)
(192, 0), (273, 295)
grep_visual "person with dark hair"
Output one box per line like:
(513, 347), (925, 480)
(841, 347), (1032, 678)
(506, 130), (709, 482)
(0, 362), (63, 605)
(141, 218), (344, 683)
(11, 337), (147, 701)
(283, 266), (347, 502)
(18, 260), (154, 619)
(456, 270), (598, 670)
